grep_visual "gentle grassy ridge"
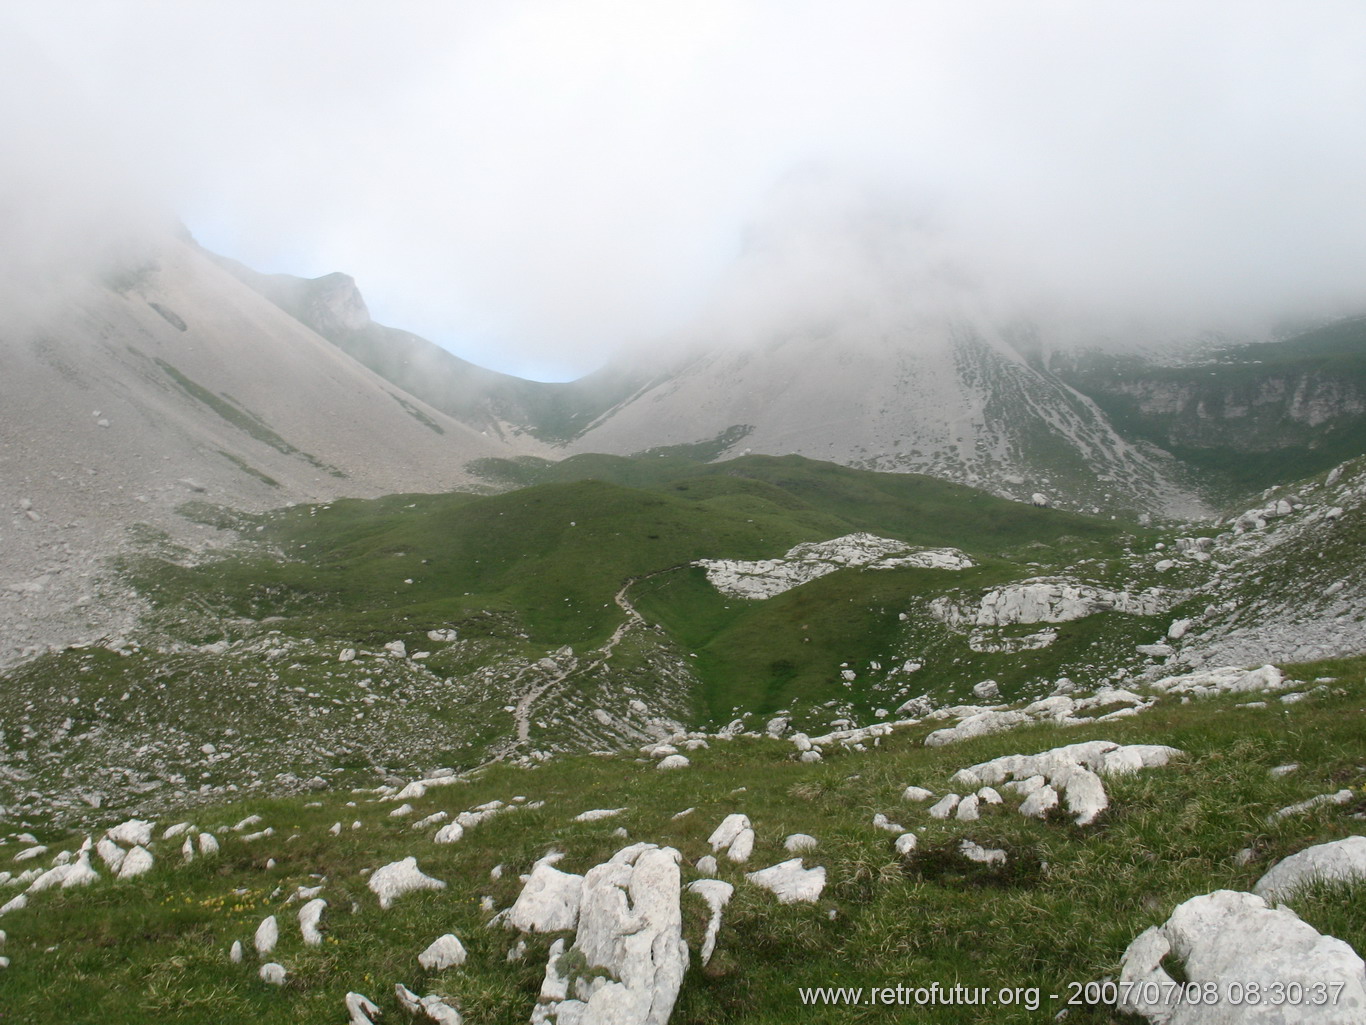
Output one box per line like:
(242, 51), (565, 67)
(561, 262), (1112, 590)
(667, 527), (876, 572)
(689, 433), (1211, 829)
(2, 657), (1363, 1023)
(121, 454), (1139, 718)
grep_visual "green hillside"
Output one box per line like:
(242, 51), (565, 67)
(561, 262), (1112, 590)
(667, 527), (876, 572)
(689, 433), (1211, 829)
(2, 653), (1363, 1024)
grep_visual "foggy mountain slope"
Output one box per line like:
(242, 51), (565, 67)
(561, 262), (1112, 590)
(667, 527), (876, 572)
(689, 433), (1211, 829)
(568, 314), (1209, 519)
(0, 231), (518, 665)
(1055, 316), (1366, 497)
(210, 252), (650, 445)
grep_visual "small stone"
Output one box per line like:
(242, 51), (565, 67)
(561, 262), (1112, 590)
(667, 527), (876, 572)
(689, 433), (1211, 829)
(259, 962), (286, 985)
(418, 933), (468, 971)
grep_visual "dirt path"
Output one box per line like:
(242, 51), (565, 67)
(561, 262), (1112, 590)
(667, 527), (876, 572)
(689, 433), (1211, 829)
(502, 566), (680, 755)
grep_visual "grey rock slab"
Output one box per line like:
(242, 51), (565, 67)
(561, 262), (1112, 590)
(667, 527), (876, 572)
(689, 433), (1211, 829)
(1254, 836), (1366, 904)
(532, 843), (688, 1025)
(1117, 889), (1366, 1024)
(504, 858), (584, 933)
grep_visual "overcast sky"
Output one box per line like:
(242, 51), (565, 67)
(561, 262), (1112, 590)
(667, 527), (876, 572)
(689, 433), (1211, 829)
(6, 2), (1366, 380)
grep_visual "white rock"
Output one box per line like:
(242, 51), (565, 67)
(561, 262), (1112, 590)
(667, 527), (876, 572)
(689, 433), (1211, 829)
(534, 844), (688, 1025)
(368, 857), (446, 910)
(901, 786), (935, 802)
(950, 768), (982, 788)
(924, 710), (1031, 747)
(389, 803), (415, 818)
(504, 858), (584, 932)
(697, 533), (972, 599)
(695, 855), (719, 877)
(959, 840), (1007, 866)
(106, 819), (154, 847)
(254, 915), (279, 956)
(117, 846), (154, 879)
(955, 795), (981, 822)
(799, 750), (822, 763)
(259, 962), (286, 985)
(162, 822), (193, 840)
(339, 648), (357, 662)
(657, 754), (690, 770)
(229, 940), (243, 963)
(1019, 785), (1059, 818)
(1167, 618), (1191, 640)
(346, 991), (382, 1024)
(396, 984), (463, 1024)
(872, 812), (904, 834)
(746, 859), (826, 903)
(574, 808), (627, 823)
(1118, 889), (1366, 1023)
(95, 839), (126, 873)
(1055, 766), (1108, 825)
(894, 833), (918, 855)
(419, 933), (468, 970)
(1270, 763), (1300, 777)
(1254, 836), (1366, 903)
(197, 832), (220, 856)
(1099, 745), (1182, 776)
(1268, 789), (1355, 823)
(687, 878), (734, 966)
(299, 898), (327, 945)
(434, 822), (466, 844)
(1149, 663), (1288, 698)
(972, 679), (1001, 700)
(726, 828), (755, 864)
(232, 815), (263, 832)
(977, 787), (1003, 805)
(927, 794), (960, 819)
(784, 834), (818, 853)
(708, 814), (751, 853)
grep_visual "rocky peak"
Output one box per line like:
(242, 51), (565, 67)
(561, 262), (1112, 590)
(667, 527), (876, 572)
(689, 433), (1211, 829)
(301, 272), (372, 336)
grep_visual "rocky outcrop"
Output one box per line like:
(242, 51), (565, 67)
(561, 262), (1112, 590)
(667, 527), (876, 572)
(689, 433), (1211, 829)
(931, 578), (1169, 630)
(531, 843), (688, 1025)
(1118, 889), (1366, 1023)
(698, 534), (972, 600)
(503, 855), (585, 933)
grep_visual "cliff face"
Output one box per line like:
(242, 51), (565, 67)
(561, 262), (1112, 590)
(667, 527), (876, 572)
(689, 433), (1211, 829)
(1057, 317), (1366, 495)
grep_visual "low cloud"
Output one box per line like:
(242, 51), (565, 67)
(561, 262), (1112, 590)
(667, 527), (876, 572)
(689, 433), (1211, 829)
(6, 3), (1366, 377)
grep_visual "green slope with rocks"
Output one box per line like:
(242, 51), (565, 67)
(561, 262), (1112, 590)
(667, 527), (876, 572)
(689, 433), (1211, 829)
(2, 653), (1364, 1024)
